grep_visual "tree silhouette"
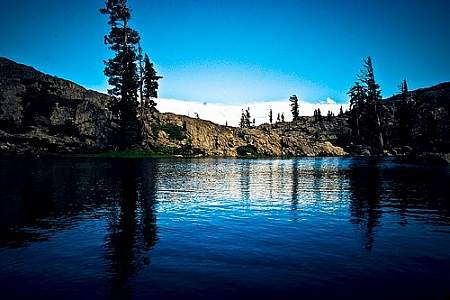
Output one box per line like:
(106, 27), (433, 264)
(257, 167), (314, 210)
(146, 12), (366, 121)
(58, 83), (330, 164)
(327, 110), (334, 121)
(290, 95), (300, 121)
(348, 57), (385, 153)
(396, 79), (414, 146)
(142, 53), (162, 110)
(360, 56), (384, 153)
(314, 108), (322, 122)
(100, 0), (141, 149)
(348, 81), (366, 142)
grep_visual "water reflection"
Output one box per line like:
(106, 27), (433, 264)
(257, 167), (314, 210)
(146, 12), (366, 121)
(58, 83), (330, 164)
(0, 158), (159, 298)
(348, 161), (382, 250)
(0, 157), (449, 299)
(290, 159), (299, 221)
(0, 158), (117, 247)
(104, 161), (158, 296)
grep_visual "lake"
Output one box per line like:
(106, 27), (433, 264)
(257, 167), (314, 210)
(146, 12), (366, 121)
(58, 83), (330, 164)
(0, 157), (449, 299)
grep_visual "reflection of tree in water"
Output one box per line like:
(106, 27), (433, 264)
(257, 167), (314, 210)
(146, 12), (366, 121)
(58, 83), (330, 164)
(348, 160), (382, 251)
(348, 159), (450, 251)
(268, 161), (274, 201)
(312, 158), (323, 202)
(104, 160), (158, 296)
(290, 159), (299, 219)
(383, 166), (450, 225)
(240, 160), (251, 203)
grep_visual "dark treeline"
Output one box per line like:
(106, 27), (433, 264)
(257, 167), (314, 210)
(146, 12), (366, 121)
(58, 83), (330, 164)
(348, 56), (450, 154)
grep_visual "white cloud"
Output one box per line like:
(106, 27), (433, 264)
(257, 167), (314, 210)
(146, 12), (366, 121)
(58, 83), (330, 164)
(325, 97), (336, 105)
(156, 98), (349, 127)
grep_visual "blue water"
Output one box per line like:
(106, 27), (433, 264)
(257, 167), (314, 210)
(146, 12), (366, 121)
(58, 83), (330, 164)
(0, 157), (449, 299)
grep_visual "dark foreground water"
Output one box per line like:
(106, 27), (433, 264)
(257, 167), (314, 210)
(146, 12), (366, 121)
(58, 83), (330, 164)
(0, 157), (449, 300)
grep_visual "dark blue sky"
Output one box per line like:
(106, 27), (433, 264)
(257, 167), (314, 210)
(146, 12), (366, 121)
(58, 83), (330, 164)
(1, 0), (449, 104)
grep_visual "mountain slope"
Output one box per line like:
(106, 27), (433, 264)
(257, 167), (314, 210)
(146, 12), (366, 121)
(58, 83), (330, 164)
(0, 57), (116, 154)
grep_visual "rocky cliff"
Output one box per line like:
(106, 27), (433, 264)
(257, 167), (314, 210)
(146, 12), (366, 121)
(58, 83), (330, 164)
(148, 113), (348, 156)
(0, 57), (116, 155)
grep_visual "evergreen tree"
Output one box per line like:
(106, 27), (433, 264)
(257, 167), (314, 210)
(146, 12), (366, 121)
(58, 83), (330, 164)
(245, 107), (251, 128)
(327, 110), (334, 121)
(339, 106), (344, 116)
(360, 56), (384, 153)
(240, 109), (246, 128)
(290, 95), (300, 121)
(314, 108), (323, 122)
(277, 113), (281, 123)
(281, 113), (285, 122)
(100, 0), (141, 148)
(396, 78), (414, 145)
(348, 81), (366, 141)
(142, 53), (162, 109)
(269, 109), (273, 124)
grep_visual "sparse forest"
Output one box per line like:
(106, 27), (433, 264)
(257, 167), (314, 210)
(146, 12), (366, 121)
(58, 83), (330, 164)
(347, 57), (450, 155)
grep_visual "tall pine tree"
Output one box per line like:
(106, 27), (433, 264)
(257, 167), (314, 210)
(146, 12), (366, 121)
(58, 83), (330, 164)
(348, 81), (366, 142)
(289, 95), (300, 121)
(143, 53), (162, 110)
(100, 0), (141, 148)
(396, 79), (414, 145)
(361, 56), (384, 153)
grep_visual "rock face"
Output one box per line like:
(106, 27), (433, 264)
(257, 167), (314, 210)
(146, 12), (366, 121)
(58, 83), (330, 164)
(0, 57), (116, 155)
(148, 113), (348, 157)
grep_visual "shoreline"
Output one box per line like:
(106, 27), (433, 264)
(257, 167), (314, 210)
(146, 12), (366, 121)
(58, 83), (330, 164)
(1, 150), (449, 165)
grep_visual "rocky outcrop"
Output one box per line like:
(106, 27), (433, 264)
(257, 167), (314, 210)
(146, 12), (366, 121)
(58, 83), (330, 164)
(0, 57), (116, 155)
(148, 113), (348, 157)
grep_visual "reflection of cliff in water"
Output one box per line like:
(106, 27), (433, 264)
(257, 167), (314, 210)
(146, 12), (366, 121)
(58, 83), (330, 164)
(103, 160), (158, 295)
(0, 158), (122, 247)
